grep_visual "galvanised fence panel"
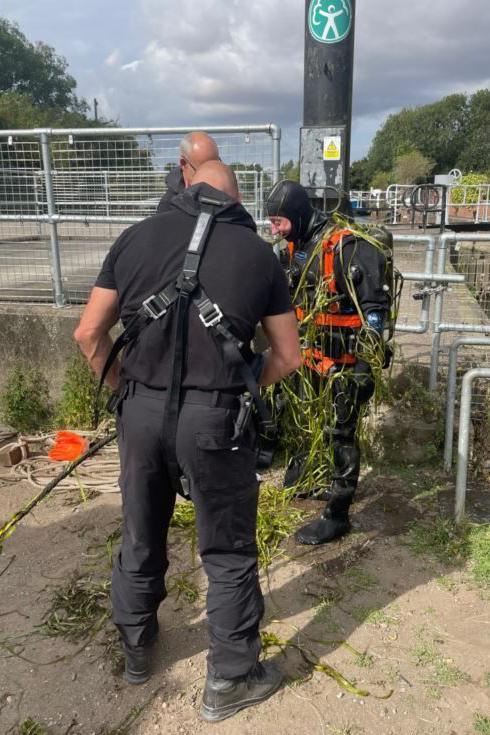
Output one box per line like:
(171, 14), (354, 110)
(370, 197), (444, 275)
(0, 125), (280, 304)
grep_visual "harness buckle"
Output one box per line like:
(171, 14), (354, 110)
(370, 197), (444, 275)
(142, 293), (169, 320)
(199, 302), (223, 328)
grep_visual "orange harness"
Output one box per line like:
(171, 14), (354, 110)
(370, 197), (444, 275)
(294, 228), (362, 375)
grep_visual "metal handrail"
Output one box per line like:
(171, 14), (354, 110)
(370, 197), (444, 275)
(455, 368), (490, 523)
(444, 337), (490, 471)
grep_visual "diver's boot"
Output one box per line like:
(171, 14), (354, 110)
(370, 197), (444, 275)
(295, 484), (354, 545)
(200, 661), (284, 722)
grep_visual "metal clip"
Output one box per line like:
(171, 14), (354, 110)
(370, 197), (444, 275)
(142, 293), (168, 320)
(199, 303), (223, 328)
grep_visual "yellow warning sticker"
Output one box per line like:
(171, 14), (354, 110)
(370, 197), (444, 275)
(323, 136), (341, 161)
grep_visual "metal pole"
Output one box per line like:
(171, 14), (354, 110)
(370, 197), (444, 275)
(444, 337), (490, 472)
(455, 368), (490, 523)
(104, 171), (110, 217)
(301, 0), (356, 194)
(0, 125), (281, 138)
(270, 124), (281, 184)
(392, 234), (436, 334)
(40, 132), (65, 307)
(429, 233), (454, 389)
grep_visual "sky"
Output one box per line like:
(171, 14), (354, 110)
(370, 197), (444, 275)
(2, 0), (489, 163)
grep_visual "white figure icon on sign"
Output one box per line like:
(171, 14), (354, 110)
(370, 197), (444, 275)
(318, 4), (344, 41)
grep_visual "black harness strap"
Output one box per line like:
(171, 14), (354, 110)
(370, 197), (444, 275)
(163, 212), (215, 495)
(93, 284), (178, 425)
(192, 288), (272, 433)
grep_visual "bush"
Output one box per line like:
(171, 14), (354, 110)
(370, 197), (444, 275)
(56, 352), (109, 430)
(452, 172), (489, 204)
(0, 364), (51, 432)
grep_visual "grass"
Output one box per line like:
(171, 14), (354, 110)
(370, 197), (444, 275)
(351, 605), (399, 626)
(436, 575), (458, 591)
(474, 713), (490, 734)
(411, 631), (470, 688)
(342, 566), (378, 593)
(406, 517), (490, 588)
(167, 572), (200, 603)
(19, 720), (48, 735)
(313, 596), (342, 633)
(355, 652), (374, 669)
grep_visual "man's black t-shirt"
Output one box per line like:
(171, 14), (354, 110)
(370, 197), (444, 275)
(96, 183), (292, 390)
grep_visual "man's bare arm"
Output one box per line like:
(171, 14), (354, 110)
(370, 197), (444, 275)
(258, 312), (302, 386)
(74, 287), (120, 391)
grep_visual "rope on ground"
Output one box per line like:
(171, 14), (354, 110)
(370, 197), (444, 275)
(6, 424), (120, 495)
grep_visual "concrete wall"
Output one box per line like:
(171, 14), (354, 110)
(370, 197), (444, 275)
(0, 304), (83, 399)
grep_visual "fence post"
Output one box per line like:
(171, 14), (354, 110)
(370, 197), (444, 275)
(40, 131), (65, 307)
(455, 367), (490, 523)
(270, 124), (281, 184)
(444, 337), (490, 472)
(429, 233), (453, 389)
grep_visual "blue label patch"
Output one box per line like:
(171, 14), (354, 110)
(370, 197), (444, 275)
(295, 251), (307, 262)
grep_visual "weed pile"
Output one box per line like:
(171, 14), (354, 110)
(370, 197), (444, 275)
(257, 483), (305, 567)
(278, 217), (398, 496)
(40, 574), (111, 641)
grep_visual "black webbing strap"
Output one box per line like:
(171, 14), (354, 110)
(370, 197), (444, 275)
(93, 284), (178, 425)
(163, 212), (215, 495)
(193, 287), (274, 437)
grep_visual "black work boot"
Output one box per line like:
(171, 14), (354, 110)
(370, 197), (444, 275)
(200, 661), (284, 722)
(295, 483), (354, 545)
(122, 617), (159, 685)
(122, 642), (151, 684)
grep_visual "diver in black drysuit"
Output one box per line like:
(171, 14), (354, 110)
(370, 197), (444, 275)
(267, 181), (390, 545)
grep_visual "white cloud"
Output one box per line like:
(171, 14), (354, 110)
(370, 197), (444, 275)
(10, 0), (486, 160)
(120, 60), (142, 72)
(105, 49), (121, 67)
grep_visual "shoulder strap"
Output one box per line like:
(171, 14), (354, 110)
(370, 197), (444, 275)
(162, 212), (215, 496)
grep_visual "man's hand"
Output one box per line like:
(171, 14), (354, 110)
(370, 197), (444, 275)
(258, 311), (302, 386)
(74, 287), (120, 391)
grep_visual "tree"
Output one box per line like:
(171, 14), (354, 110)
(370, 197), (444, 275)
(457, 89), (490, 172)
(365, 91), (489, 179)
(0, 18), (86, 112)
(349, 157), (370, 190)
(370, 170), (393, 190)
(0, 90), (93, 130)
(280, 160), (300, 182)
(392, 150), (435, 185)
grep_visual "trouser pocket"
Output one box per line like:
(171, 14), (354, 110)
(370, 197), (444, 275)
(195, 432), (259, 551)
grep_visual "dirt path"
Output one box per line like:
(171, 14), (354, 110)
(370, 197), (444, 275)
(0, 463), (489, 735)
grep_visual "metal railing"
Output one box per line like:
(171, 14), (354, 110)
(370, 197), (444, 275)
(0, 125), (281, 306)
(447, 184), (490, 225)
(444, 336), (490, 472)
(455, 368), (490, 523)
(429, 232), (490, 389)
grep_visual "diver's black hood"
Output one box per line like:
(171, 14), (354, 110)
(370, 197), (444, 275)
(171, 182), (257, 231)
(266, 180), (315, 244)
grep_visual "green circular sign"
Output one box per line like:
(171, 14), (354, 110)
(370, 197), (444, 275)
(308, 0), (352, 44)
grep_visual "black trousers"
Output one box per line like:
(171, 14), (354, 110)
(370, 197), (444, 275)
(111, 382), (264, 679)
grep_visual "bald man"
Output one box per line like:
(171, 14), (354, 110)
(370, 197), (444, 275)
(75, 162), (300, 720)
(156, 131), (220, 214)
